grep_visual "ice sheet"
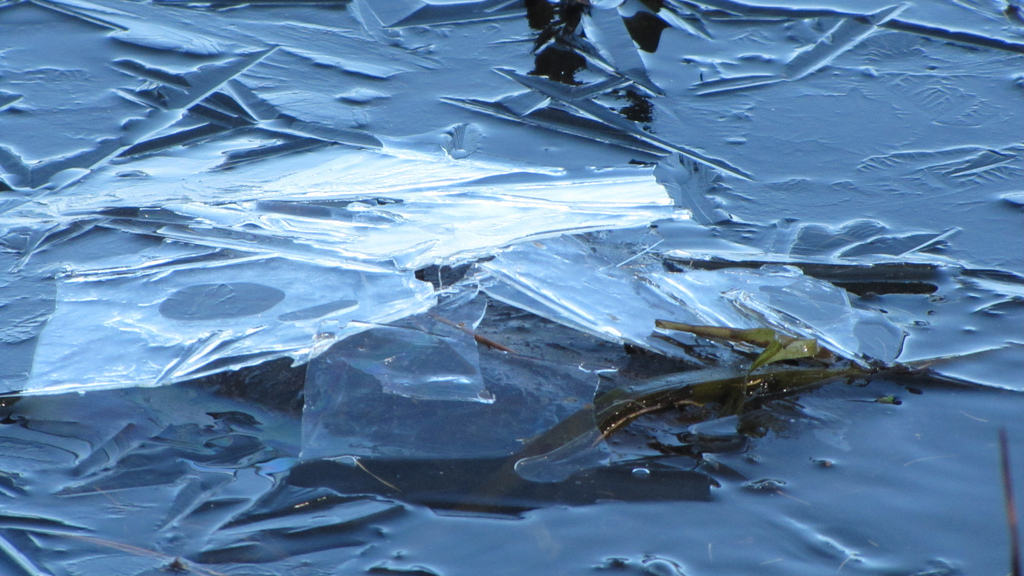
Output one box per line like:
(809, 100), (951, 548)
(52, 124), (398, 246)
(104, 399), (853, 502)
(0, 145), (679, 395)
(477, 233), (708, 363)
(313, 287), (489, 404)
(301, 292), (603, 459)
(0, 3), (1023, 574)
(670, 270), (905, 365)
(0, 0), (1020, 402)
(478, 233), (905, 368)
(8, 242), (434, 395)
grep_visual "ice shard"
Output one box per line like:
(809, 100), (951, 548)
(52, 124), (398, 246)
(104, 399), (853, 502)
(32, 259), (433, 394)
(479, 232), (906, 368)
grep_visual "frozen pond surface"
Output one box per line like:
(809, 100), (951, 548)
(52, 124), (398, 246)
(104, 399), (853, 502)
(1, 0), (1022, 574)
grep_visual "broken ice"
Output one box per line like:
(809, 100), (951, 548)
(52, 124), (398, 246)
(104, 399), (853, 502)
(479, 233), (906, 368)
(0, 149), (676, 395)
(0, 0), (1020, 401)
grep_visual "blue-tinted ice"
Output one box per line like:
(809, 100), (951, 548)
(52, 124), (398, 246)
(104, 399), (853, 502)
(479, 232), (906, 368)
(0, 0), (1018, 396)
(1, 0), (1023, 573)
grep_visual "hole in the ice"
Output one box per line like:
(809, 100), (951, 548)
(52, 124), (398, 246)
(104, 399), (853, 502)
(525, 0), (556, 30)
(531, 45), (586, 85)
(623, 11), (670, 53)
(616, 89), (654, 124)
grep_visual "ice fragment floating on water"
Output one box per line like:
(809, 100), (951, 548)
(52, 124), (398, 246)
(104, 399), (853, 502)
(315, 287), (488, 403)
(479, 232), (906, 367)
(0, 0), (1019, 400)
(34, 257), (432, 394)
(300, 296), (602, 459)
(655, 267), (906, 366)
(478, 232), (709, 363)
(0, 225), (437, 395)
(0, 137), (685, 396)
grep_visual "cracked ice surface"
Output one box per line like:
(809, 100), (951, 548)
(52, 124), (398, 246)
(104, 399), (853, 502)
(478, 232), (906, 369)
(0, 2), (1023, 574)
(0, 151), (676, 395)
(0, 0), (1021, 398)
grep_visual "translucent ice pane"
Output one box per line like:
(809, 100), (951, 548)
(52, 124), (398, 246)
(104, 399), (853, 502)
(318, 288), (488, 403)
(478, 234), (708, 362)
(19, 254), (434, 395)
(301, 327), (600, 460)
(481, 234), (905, 367)
(655, 266), (905, 366)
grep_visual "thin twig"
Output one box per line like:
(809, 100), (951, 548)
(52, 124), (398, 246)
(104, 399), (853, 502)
(428, 312), (516, 353)
(472, 331), (516, 353)
(353, 458), (403, 493)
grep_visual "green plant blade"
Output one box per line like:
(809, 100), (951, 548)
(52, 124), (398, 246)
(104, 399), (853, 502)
(750, 338), (821, 372)
(655, 320), (779, 347)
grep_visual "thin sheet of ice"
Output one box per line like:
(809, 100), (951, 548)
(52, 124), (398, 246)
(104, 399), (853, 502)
(652, 269), (905, 365)
(478, 233), (708, 362)
(653, 217), (1023, 390)
(14, 250), (434, 395)
(0, 218), (438, 395)
(0, 149), (676, 395)
(301, 289), (602, 459)
(37, 150), (675, 270)
(478, 233), (905, 367)
(692, 4), (906, 95)
(302, 343), (600, 459)
(317, 286), (489, 404)
(0, 0), (1019, 401)
(887, 271), (1024, 391)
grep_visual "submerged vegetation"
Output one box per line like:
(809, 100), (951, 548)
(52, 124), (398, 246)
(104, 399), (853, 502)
(654, 320), (832, 372)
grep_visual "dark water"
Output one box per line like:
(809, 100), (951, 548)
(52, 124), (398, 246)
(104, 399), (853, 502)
(1, 0), (1022, 574)
(2, 359), (1022, 575)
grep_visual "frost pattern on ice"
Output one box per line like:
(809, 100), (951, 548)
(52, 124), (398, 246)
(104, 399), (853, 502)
(0, 0), (1020, 396)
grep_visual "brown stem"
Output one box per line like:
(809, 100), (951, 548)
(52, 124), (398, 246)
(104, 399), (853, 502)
(428, 312), (516, 353)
